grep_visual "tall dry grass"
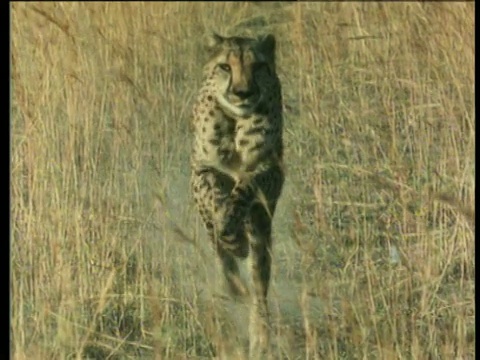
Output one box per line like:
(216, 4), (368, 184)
(11, 2), (474, 359)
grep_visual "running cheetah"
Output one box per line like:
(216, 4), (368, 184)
(190, 32), (284, 356)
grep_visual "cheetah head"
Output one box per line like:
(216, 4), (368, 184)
(204, 33), (276, 118)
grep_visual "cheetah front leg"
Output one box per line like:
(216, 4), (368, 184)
(216, 246), (250, 298)
(216, 176), (257, 242)
(246, 202), (274, 358)
(191, 170), (250, 297)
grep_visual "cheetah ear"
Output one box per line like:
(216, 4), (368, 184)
(205, 32), (225, 50)
(259, 34), (276, 57)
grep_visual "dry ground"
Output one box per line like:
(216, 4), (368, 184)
(11, 3), (474, 359)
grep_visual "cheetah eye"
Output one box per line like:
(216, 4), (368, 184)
(218, 63), (231, 72)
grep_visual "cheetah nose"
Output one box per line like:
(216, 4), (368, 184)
(232, 88), (255, 100)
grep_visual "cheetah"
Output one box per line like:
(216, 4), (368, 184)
(190, 32), (284, 356)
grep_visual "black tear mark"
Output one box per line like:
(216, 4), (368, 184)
(209, 139), (221, 146)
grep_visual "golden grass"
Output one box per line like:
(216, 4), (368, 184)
(11, 2), (474, 359)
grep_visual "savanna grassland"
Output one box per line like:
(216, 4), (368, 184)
(11, 2), (474, 359)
